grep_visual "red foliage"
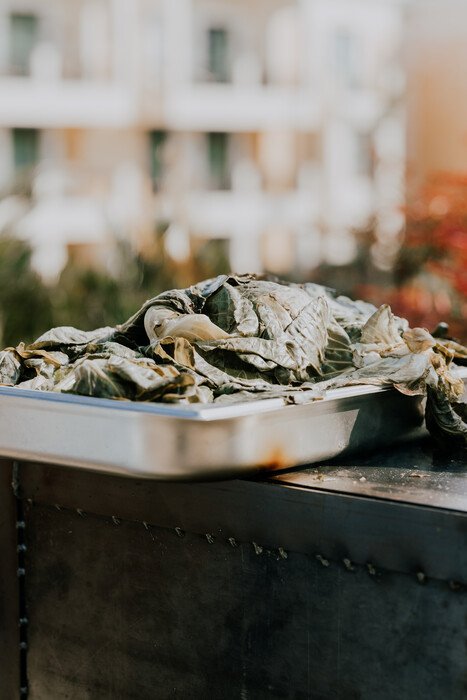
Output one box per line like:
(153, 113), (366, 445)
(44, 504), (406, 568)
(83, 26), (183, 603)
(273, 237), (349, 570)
(356, 173), (467, 342)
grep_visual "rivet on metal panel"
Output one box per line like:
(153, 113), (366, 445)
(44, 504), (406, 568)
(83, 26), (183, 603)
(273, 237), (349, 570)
(19, 618), (28, 627)
(366, 563), (376, 576)
(278, 547), (288, 560)
(17, 568), (26, 577)
(16, 521), (26, 529)
(26, 498), (33, 505)
(112, 516), (121, 526)
(416, 571), (426, 584)
(205, 533), (215, 544)
(19, 642), (27, 651)
(76, 508), (86, 517)
(316, 554), (330, 567)
(252, 542), (263, 555)
(175, 527), (185, 538)
(17, 544), (27, 552)
(228, 537), (238, 548)
(20, 687), (28, 696)
(343, 558), (355, 571)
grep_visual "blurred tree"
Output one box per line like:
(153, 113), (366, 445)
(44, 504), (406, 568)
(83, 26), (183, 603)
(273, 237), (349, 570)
(0, 224), (230, 347)
(299, 177), (466, 344)
(51, 264), (133, 332)
(0, 237), (53, 347)
(355, 174), (467, 342)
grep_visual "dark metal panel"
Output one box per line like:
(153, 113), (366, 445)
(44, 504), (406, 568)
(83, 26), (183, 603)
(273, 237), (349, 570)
(24, 503), (467, 700)
(0, 459), (20, 700)
(18, 459), (467, 584)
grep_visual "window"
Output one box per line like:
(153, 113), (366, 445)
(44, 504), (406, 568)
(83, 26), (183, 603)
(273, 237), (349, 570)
(150, 130), (166, 190)
(208, 28), (229, 83)
(207, 132), (230, 190)
(10, 14), (38, 76)
(13, 128), (39, 173)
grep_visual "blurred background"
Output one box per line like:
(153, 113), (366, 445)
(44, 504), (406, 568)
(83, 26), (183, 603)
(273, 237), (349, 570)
(0, 0), (465, 346)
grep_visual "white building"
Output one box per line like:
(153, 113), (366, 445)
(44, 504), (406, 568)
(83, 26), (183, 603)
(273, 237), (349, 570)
(0, 0), (406, 281)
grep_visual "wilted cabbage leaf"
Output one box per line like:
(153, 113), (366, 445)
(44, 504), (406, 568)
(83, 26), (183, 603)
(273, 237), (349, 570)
(0, 350), (22, 386)
(2, 273), (466, 446)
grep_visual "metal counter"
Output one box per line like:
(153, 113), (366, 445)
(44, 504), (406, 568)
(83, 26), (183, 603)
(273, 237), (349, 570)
(1, 436), (466, 699)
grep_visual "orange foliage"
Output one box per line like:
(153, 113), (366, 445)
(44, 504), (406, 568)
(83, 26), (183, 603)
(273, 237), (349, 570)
(357, 173), (467, 342)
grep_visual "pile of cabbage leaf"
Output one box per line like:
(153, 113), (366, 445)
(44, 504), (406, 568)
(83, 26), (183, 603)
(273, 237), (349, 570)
(1, 274), (466, 445)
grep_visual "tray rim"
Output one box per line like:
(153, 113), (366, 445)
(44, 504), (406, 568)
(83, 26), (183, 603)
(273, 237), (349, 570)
(0, 381), (409, 422)
(0, 364), (466, 422)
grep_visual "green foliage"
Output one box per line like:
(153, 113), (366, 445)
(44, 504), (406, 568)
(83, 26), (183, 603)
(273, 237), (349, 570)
(0, 237), (53, 347)
(0, 229), (230, 348)
(51, 265), (131, 332)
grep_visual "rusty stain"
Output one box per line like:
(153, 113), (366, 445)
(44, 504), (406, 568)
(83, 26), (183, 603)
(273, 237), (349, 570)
(258, 447), (294, 471)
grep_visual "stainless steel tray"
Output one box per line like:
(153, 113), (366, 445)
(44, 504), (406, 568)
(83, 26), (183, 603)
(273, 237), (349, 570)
(0, 368), (465, 480)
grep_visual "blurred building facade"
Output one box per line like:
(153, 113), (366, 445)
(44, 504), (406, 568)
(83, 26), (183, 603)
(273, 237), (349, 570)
(0, 0), (405, 281)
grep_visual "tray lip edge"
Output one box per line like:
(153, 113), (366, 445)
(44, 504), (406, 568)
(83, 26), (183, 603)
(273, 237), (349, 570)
(0, 365), (465, 422)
